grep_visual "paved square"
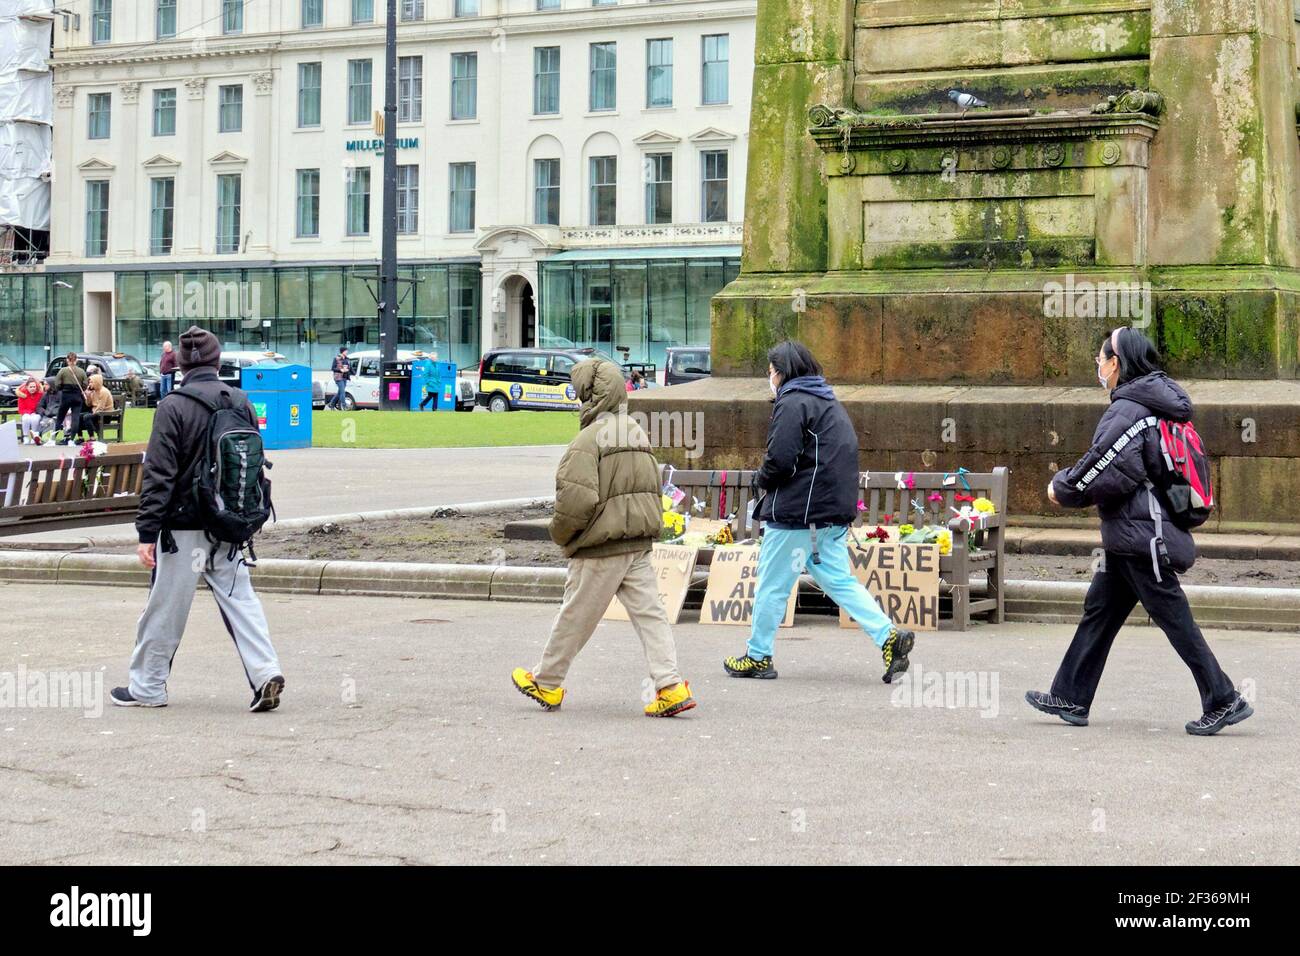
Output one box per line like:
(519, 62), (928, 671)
(2, 584), (1294, 865)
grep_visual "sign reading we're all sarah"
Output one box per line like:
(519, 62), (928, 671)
(839, 541), (940, 631)
(700, 544), (796, 628)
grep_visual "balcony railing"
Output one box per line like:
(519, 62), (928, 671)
(560, 221), (742, 247)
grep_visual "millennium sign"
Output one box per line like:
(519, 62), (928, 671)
(345, 138), (420, 153)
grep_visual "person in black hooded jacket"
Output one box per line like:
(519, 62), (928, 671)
(722, 340), (915, 683)
(1026, 327), (1252, 736)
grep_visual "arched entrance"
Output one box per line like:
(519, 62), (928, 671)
(502, 274), (536, 349)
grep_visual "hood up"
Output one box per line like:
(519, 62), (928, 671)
(1111, 371), (1193, 422)
(571, 358), (627, 428)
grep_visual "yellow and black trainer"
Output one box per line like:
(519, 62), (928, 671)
(723, 654), (778, 679)
(511, 667), (565, 711)
(644, 681), (697, 717)
(881, 628), (915, 684)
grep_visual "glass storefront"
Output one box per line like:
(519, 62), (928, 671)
(0, 272), (84, 370)
(538, 251), (739, 369)
(114, 262), (481, 371)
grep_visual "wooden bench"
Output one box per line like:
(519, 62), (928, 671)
(0, 449), (145, 536)
(0, 406), (126, 443)
(660, 465), (1009, 631)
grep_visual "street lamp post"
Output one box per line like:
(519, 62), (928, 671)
(378, 0), (400, 409)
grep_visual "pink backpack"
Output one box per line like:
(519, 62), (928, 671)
(1149, 419), (1214, 529)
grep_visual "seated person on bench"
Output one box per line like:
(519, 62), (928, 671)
(79, 373), (117, 438)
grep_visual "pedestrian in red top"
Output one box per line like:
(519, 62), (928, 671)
(16, 376), (43, 444)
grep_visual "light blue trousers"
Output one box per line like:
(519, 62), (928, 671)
(748, 525), (895, 660)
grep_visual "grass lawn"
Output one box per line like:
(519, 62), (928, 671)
(123, 408), (579, 449)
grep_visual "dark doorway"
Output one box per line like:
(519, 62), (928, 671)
(520, 281), (536, 348)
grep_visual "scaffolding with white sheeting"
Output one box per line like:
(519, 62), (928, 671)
(0, 1), (53, 264)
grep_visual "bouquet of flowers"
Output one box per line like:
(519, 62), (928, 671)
(77, 441), (110, 497)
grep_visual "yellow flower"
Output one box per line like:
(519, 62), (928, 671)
(973, 497), (996, 515)
(899, 524), (915, 536)
(936, 529), (952, 556)
(661, 494), (674, 512)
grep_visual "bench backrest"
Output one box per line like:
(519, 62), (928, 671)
(661, 465), (1009, 536)
(0, 451), (145, 533)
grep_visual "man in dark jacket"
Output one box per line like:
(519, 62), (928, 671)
(724, 341), (914, 683)
(327, 346), (351, 410)
(1028, 327), (1249, 736)
(110, 326), (284, 713)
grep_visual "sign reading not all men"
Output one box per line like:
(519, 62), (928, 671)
(604, 544), (699, 626)
(700, 544), (796, 627)
(839, 541), (940, 631)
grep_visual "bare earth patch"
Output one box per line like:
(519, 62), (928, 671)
(93, 506), (1294, 586)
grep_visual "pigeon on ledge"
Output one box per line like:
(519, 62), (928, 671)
(949, 90), (989, 114)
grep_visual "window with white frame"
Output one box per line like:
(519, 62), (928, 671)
(302, 0), (323, 28)
(87, 93), (111, 140)
(353, 0), (374, 22)
(401, 0), (424, 20)
(156, 0), (176, 40)
(449, 163), (476, 233)
(216, 173), (242, 253)
(298, 63), (322, 127)
(348, 59), (373, 125)
(702, 34), (730, 105)
(218, 84), (243, 133)
(646, 39), (673, 108)
(454, 0), (478, 16)
(222, 0), (244, 35)
(589, 42), (616, 112)
(150, 177), (175, 255)
(153, 88), (176, 136)
(645, 152), (672, 224)
(534, 159), (560, 226)
(534, 47), (560, 115)
(451, 53), (477, 120)
(296, 169), (320, 238)
(589, 156), (616, 226)
(346, 167), (371, 236)
(85, 181), (110, 257)
(701, 150), (728, 222)
(397, 165), (420, 234)
(399, 56), (423, 123)
(91, 0), (112, 44)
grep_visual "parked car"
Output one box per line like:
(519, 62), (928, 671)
(664, 347), (712, 387)
(43, 352), (161, 407)
(0, 352), (31, 409)
(476, 346), (635, 413)
(341, 350), (475, 411)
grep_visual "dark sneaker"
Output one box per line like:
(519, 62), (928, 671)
(1025, 690), (1090, 726)
(723, 654), (778, 679)
(881, 628), (915, 684)
(1186, 694), (1253, 736)
(109, 686), (165, 708)
(249, 675), (285, 713)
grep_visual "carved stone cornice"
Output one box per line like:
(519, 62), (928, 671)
(184, 76), (207, 100)
(120, 81), (141, 105)
(54, 86), (76, 109)
(251, 70), (274, 96)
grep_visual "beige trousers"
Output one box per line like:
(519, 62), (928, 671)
(533, 549), (682, 692)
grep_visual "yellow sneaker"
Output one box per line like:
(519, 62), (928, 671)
(644, 681), (696, 718)
(511, 668), (564, 711)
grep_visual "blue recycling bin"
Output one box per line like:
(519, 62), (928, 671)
(410, 358), (458, 412)
(241, 362), (313, 449)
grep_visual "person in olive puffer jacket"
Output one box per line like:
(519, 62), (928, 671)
(511, 358), (695, 718)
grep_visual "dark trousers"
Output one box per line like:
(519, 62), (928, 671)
(55, 388), (85, 440)
(1051, 552), (1236, 714)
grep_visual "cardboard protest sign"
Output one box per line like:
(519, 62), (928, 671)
(604, 544), (699, 626)
(699, 544), (796, 627)
(839, 541), (940, 631)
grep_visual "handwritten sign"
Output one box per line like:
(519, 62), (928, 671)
(839, 542), (940, 631)
(700, 544), (796, 627)
(604, 544), (699, 626)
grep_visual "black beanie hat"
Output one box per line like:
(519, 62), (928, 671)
(178, 325), (221, 371)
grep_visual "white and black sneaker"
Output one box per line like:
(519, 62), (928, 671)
(1186, 694), (1253, 736)
(1025, 690), (1089, 726)
(249, 675), (285, 713)
(109, 686), (166, 708)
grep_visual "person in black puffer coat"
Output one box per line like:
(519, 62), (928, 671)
(1027, 327), (1252, 737)
(722, 340), (915, 684)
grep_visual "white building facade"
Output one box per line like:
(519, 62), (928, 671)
(30, 0), (754, 372)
